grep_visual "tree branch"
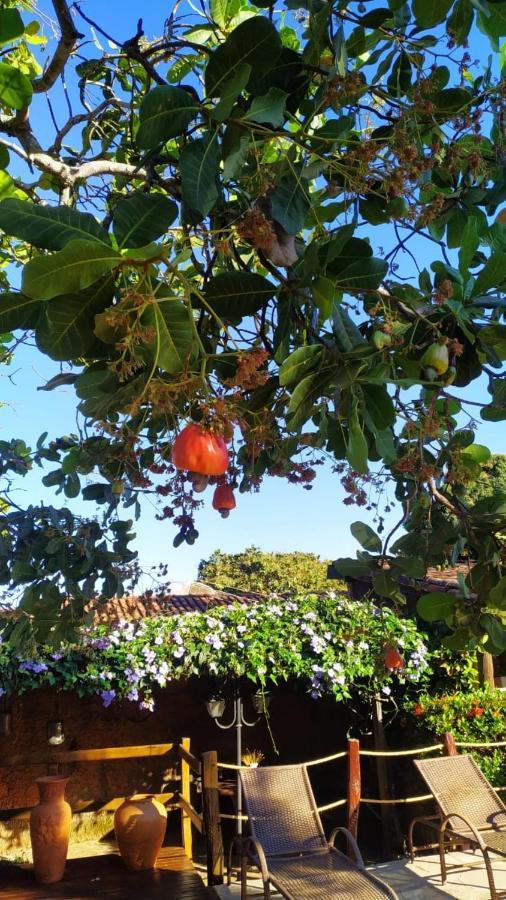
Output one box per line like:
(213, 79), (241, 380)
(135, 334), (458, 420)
(33, 0), (83, 94)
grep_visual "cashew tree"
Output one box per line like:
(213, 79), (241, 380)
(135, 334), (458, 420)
(0, 0), (504, 650)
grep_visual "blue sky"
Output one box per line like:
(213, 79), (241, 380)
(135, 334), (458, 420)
(1, 1), (503, 586)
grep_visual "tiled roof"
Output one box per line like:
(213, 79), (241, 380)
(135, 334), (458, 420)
(92, 586), (263, 623)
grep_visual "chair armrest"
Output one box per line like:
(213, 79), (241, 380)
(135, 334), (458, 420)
(329, 826), (365, 868)
(439, 813), (486, 850)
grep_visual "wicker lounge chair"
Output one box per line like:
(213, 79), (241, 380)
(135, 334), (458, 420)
(414, 754), (506, 899)
(228, 764), (398, 899)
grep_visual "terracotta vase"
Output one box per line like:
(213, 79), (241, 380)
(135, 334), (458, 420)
(30, 775), (71, 884)
(114, 794), (167, 870)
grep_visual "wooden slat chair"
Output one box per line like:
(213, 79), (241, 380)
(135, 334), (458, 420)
(414, 755), (506, 900)
(227, 764), (398, 899)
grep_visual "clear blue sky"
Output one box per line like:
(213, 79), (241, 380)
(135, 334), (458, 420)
(1, 1), (503, 586)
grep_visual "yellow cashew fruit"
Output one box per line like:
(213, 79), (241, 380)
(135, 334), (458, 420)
(421, 342), (449, 376)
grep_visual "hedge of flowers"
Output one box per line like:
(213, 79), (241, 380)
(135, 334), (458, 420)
(406, 687), (506, 786)
(0, 593), (432, 710)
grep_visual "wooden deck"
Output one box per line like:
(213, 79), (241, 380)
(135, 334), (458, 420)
(0, 846), (212, 899)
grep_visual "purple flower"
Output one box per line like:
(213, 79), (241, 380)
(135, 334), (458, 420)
(174, 646), (185, 659)
(205, 634), (224, 650)
(154, 635), (163, 646)
(51, 651), (64, 662)
(19, 660), (48, 674)
(89, 636), (110, 650)
(127, 689), (139, 702)
(100, 689), (116, 708)
(0, 687), (5, 697)
(172, 630), (184, 646)
(142, 647), (156, 664)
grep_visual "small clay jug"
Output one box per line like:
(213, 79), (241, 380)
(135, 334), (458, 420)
(30, 775), (71, 884)
(114, 794), (167, 870)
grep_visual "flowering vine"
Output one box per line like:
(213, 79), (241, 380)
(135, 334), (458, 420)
(0, 594), (431, 710)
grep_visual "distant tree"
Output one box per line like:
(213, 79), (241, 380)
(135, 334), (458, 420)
(461, 455), (506, 507)
(198, 547), (335, 594)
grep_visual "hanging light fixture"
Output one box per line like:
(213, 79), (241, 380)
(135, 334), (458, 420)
(47, 719), (65, 746)
(251, 690), (272, 716)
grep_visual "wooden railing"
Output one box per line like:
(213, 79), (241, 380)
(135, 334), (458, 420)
(0, 738), (204, 862)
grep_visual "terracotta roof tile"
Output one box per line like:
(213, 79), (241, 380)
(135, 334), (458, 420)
(92, 586), (263, 624)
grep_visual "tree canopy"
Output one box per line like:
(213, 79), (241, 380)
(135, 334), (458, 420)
(198, 546), (333, 593)
(0, 0), (504, 651)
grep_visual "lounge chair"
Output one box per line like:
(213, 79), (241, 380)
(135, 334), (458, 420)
(414, 754), (506, 899)
(228, 763), (398, 899)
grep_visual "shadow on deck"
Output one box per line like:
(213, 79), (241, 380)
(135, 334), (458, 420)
(0, 845), (212, 900)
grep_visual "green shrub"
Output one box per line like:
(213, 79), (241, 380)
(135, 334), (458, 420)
(406, 687), (506, 786)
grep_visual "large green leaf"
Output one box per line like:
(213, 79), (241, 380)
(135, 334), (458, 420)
(112, 194), (178, 249)
(270, 175), (310, 235)
(417, 591), (455, 622)
(205, 17), (282, 97)
(0, 291), (41, 331)
(351, 521), (382, 553)
(279, 345), (323, 387)
(210, 0), (241, 28)
(0, 199), (110, 250)
(22, 240), (120, 301)
(35, 279), (114, 360)
(471, 251), (506, 296)
(76, 367), (147, 419)
(211, 63), (251, 122)
(0, 62), (32, 110)
(244, 88), (288, 127)
(346, 410), (369, 473)
(335, 257), (388, 291)
(412, 0), (453, 27)
(0, 9), (25, 46)
(136, 86), (199, 149)
(287, 373), (327, 430)
(180, 134), (220, 217)
(202, 271), (276, 318)
(141, 296), (195, 374)
(480, 614), (506, 652)
(362, 384), (395, 429)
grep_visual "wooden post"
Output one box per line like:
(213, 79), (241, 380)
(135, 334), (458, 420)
(180, 737), (193, 861)
(371, 693), (403, 857)
(202, 750), (224, 885)
(480, 652), (495, 688)
(443, 732), (457, 756)
(347, 738), (361, 841)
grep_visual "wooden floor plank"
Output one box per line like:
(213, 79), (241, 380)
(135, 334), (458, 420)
(0, 847), (211, 900)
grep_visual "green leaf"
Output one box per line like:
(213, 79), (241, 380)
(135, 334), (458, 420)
(351, 521), (382, 552)
(374, 427), (397, 464)
(210, 0), (241, 28)
(479, 323), (506, 359)
(244, 87), (288, 127)
(417, 591), (456, 622)
(205, 17), (282, 97)
(211, 63), (251, 121)
(373, 571), (406, 603)
(460, 443), (492, 466)
(22, 240), (120, 301)
(35, 279), (114, 360)
(413, 0), (454, 27)
(335, 257), (388, 291)
(0, 62), (32, 110)
(279, 345), (323, 386)
(136, 86), (199, 149)
(458, 217), (480, 276)
(362, 384), (395, 429)
(64, 472), (81, 499)
(0, 291), (41, 331)
(0, 199), (110, 250)
(479, 614), (506, 652)
(447, 0), (474, 44)
(347, 411), (369, 474)
(202, 271), (276, 318)
(112, 194), (178, 249)
(330, 557), (374, 578)
(471, 251), (506, 296)
(180, 134), (220, 217)
(332, 306), (367, 352)
(0, 9), (25, 45)
(0, 170), (25, 201)
(140, 297), (195, 374)
(270, 175), (310, 235)
(287, 373), (327, 430)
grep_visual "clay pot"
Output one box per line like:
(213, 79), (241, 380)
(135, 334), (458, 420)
(114, 794), (167, 870)
(30, 775), (71, 884)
